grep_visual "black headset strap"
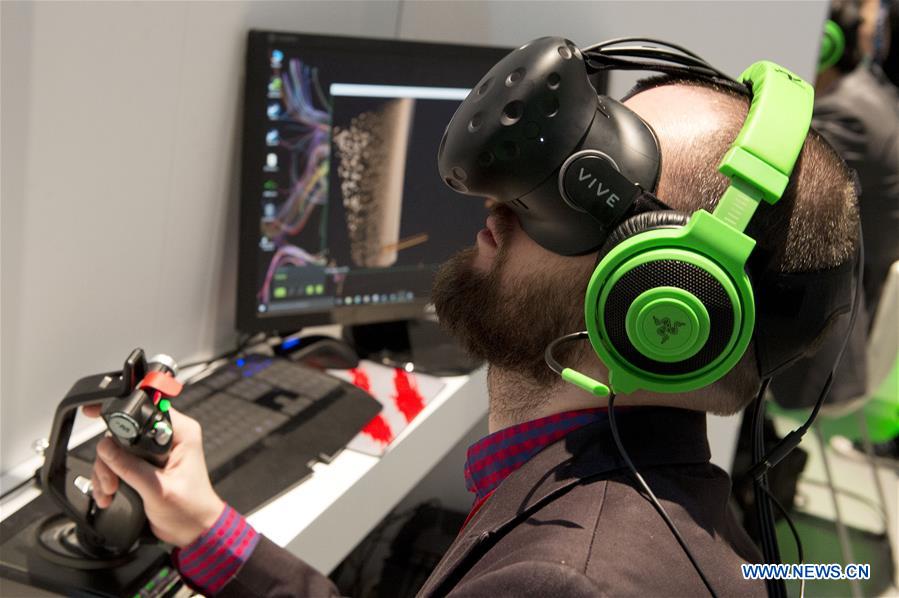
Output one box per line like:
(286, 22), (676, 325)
(569, 148), (671, 233)
(582, 38), (742, 91)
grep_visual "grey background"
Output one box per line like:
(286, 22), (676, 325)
(1, 0), (827, 481)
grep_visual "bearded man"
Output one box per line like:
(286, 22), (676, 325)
(84, 45), (859, 597)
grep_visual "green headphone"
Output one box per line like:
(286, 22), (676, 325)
(561, 61), (815, 396)
(819, 19), (846, 72)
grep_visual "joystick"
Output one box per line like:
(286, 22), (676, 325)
(36, 348), (182, 568)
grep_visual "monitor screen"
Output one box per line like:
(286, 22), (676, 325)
(237, 31), (510, 333)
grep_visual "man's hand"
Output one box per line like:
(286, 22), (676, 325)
(83, 405), (225, 548)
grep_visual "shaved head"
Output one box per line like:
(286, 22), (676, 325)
(617, 79), (859, 413)
(624, 79), (858, 274)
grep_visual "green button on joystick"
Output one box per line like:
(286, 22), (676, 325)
(625, 287), (710, 363)
(158, 399), (171, 413)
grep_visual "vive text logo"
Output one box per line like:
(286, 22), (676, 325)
(578, 168), (621, 208)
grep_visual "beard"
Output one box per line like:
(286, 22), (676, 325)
(431, 207), (590, 387)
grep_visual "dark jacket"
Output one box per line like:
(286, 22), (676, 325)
(770, 64), (898, 411)
(814, 64), (899, 313)
(217, 408), (765, 597)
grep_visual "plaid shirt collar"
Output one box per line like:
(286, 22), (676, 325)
(463, 408), (609, 503)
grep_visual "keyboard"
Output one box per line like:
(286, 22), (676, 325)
(72, 355), (382, 512)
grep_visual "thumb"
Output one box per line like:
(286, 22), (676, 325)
(96, 437), (161, 500)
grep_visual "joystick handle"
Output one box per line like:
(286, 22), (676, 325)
(40, 349), (182, 557)
(102, 355), (181, 467)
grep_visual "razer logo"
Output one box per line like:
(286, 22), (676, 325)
(653, 316), (686, 344)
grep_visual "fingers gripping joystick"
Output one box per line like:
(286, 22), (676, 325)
(102, 354), (182, 466)
(38, 349), (182, 566)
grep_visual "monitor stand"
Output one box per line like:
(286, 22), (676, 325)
(345, 318), (482, 376)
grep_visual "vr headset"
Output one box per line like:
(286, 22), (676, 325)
(436, 36), (858, 394)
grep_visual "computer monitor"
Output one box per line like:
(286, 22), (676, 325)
(236, 30), (510, 334)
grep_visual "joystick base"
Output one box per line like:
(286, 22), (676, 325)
(0, 494), (175, 597)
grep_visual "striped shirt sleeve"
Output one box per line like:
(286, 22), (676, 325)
(172, 504), (260, 595)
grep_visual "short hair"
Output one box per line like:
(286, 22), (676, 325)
(621, 75), (859, 414)
(624, 74), (859, 274)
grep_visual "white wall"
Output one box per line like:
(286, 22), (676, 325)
(398, 1), (828, 93)
(1, 1), (826, 479)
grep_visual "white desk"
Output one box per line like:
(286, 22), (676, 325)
(246, 367), (488, 574)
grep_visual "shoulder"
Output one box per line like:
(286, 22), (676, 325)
(449, 560), (604, 597)
(814, 68), (899, 137)
(585, 468), (765, 596)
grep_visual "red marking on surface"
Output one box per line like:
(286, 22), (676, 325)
(361, 414), (393, 446)
(350, 367), (392, 445)
(139, 370), (183, 397)
(349, 368), (371, 393)
(393, 369), (425, 423)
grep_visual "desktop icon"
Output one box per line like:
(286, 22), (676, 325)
(265, 153), (278, 171)
(264, 179), (278, 191)
(268, 76), (282, 96)
(271, 49), (284, 68)
(266, 129), (279, 146)
(267, 102), (281, 120)
(263, 203), (276, 218)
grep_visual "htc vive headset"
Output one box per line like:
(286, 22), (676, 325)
(437, 36), (859, 395)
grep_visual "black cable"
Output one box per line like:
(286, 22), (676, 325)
(547, 331), (717, 594)
(177, 332), (259, 371)
(582, 38), (736, 82)
(589, 46), (726, 73)
(544, 331), (589, 376)
(751, 382), (772, 558)
(585, 53), (725, 80)
(750, 378), (785, 597)
(583, 36), (709, 61)
(761, 484), (806, 598)
(749, 229), (864, 480)
(608, 393), (718, 598)
(760, 484), (804, 565)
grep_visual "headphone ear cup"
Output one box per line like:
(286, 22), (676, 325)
(588, 209), (749, 393)
(819, 19), (843, 72)
(597, 210), (692, 262)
